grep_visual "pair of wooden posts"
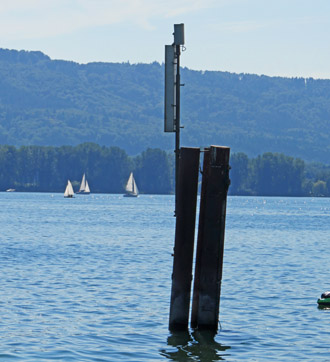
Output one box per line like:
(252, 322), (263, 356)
(169, 145), (230, 332)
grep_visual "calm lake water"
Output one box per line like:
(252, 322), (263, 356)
(0, 193), (330, 361)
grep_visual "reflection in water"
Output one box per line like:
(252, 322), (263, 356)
(160, 330), (231, 361)
(318, 305), (330, 311)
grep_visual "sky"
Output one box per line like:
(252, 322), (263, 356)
(0, 0), (330, 79)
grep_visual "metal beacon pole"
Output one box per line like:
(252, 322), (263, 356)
(164, 23), (185, 215)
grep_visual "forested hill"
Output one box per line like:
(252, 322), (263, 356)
(1, 48), (330, 164)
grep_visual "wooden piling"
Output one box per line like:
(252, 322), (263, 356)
(169, 147), (200, 331)
(190, 146), (230, 331)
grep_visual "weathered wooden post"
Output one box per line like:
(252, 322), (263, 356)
(191, 146), (230, 331)
(169, 147), (200, 331)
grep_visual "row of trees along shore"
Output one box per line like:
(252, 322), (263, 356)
(0, 143), (330, 196)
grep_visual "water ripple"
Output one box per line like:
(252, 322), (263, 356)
(0, 194), (329, 360)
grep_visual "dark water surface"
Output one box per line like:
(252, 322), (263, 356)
(0, 193), (329, 361)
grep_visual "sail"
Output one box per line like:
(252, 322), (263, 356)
(125, 172), (139, 196)
(85, 180), (90, 193)
(125, 173), (134, 193)
(79, 173), (86, 192)
(132, 177), (139, 195)
(77, 173), (91, 194)
(64, 180), (74, 197)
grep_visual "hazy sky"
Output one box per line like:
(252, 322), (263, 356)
(1, 0), (329, 78)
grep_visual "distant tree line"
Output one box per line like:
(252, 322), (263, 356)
(0, 143), (173, 194)
(230, 152), (330, 197)
(0, 143), (329, 196)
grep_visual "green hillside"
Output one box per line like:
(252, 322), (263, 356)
(0, 48), (330, 163)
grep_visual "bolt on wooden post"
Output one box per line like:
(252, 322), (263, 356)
(169, 147), (200, 331)
(191, 146), (230, 331)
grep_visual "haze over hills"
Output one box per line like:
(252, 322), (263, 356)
(0, 48), (330, 164)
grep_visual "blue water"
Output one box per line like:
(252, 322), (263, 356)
(0, 193), (330, 361)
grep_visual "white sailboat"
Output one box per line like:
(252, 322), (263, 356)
(76, 173), (90, 195)
(64, 180), (74, 198)
(124, 172), (139, 197)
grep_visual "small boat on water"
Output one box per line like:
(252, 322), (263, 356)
(317, 291), (330, 307)
(64, 180), (75, 198)
(6, 188), (15, 192)
(123, 172), (139, 197)
(76, 173), (90, 195)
